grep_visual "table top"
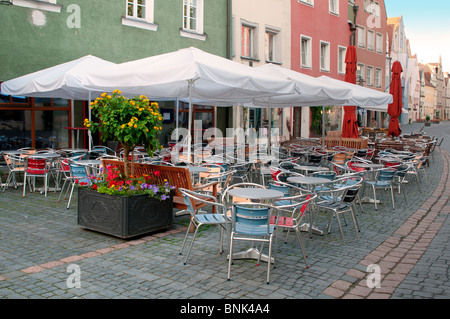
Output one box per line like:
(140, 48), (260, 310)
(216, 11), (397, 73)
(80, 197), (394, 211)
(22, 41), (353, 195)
(77, 160), (103, 165)
(29, 153), (61, 159)
(287, 176), (334, 185)
(294, 165), (330, 172)
(175, 166), (210, 173)
(351, 163), (384, 168)
(226, 188), (284, 200)
(1, 150), (28, 155)
(60, 148), (88, 153)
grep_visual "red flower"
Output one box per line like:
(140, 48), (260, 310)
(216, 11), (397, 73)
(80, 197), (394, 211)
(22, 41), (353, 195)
(91, 184), (98, 190)
(154, 171), (161, 177)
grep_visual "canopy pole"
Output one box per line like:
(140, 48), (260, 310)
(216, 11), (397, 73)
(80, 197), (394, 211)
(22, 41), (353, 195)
(322, 105), (325, 149)
(187, 80), (194, 163)
(88, 91), (92, 151)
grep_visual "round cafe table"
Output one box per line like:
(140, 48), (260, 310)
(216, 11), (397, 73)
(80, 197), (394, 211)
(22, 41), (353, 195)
(286, 176), (335, 237)
(293, 165), (329, 175)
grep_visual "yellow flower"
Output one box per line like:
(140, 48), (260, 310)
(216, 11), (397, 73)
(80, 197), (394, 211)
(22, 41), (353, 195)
(107, 95), (112, 99)
(134, 124), (137, 128)
(128, 122), (133, 127)
(101, 93), (107, 97)
(146, 129), (149, 132)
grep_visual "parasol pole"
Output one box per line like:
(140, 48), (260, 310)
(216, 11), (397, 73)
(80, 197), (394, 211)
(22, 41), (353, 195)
(187, 80), (194, 163)
(322, 105), (325, 149)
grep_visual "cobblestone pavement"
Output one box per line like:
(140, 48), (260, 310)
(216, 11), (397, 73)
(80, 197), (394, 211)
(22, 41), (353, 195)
(0, 124), (448, 303)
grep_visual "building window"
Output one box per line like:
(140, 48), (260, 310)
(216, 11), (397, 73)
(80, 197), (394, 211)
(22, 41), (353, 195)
(300, 36), (312, 69)
(299, 0), (314, 6)
(367, 66), (374, 86)
(127, 0), (146, 20)
(357, 26), (366, 48)
(123, 0), (157, 31)
(376, 33), (383, 54)
(329, 0), (339, 15)
(265, 29), (280, 63)
(375, 68), (382, 88)
(10, 0), (62, 13)
(367, 30), (375, 51)
(180, 0), (205, 40)
(338, 46), (346, 74)
(357, 63), (365, 86)
(242, 24), (256, 59)
(320, 41), (330, 72)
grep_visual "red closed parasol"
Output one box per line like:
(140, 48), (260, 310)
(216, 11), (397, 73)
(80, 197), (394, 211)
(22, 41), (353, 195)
(342, 46), (359, 138)
(387, 61), (403, 137)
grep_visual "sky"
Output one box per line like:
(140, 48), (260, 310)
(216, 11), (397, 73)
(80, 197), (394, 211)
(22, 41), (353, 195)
(384, 0), (450, 73)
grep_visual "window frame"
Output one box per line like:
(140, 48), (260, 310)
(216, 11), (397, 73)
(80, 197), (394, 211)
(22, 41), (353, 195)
(180, 0), (206, 40)
(12, 0), (62, 13)
(300, 35), (312, 69)
(366, 65), (374, 87)
(320, 41), (331, 72)
(265, 28), (281, 64)
(376, 32), (383, 54)
(122, 0), (157, 31)
(241, 23), (257, 60)
(367, 29), (375, 51)
(357, 63), (365, 86)
(375, 68), (382, 88)
(299, 0), (314, 7)
(337, 46), (347, 75)
(357, 26), (366, 49)
(329, 0), (339, 15)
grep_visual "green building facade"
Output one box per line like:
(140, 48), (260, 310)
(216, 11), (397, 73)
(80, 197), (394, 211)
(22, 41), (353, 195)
(0, 0), (229, 150)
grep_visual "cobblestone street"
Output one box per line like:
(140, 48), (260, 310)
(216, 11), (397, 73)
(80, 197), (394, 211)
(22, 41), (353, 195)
(0, 123), (449, 307)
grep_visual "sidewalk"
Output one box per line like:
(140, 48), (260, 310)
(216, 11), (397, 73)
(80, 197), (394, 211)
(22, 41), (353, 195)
(0, 148), (448, 300)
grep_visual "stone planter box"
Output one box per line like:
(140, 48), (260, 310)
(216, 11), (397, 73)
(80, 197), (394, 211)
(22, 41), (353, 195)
(77, 188), (173, 239)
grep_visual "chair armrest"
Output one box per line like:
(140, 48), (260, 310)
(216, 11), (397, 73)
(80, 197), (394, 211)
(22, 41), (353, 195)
(193, 181), (219, 190)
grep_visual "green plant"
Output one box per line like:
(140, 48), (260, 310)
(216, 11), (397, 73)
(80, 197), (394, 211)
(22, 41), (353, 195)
(425, 115), (431, 122)
(84, 90), (163, 178)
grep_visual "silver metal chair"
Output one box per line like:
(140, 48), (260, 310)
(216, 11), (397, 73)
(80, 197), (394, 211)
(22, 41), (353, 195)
(179, 188), (229, 265)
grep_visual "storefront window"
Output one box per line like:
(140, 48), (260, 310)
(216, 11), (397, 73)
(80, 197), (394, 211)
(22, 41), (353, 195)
(35, 110), (69, 149)
(0, 110), (32, 150)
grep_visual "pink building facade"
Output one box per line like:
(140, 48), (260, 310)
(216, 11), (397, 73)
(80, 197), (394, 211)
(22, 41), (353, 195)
(290, 0), (352, 137)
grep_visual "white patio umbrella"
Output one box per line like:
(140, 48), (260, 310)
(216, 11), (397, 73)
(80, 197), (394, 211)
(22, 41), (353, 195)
(318, 75), (393, 108)
(0, 55), (117, 150)
(244, 64), (355, 150)
(82, 47), (296, 161)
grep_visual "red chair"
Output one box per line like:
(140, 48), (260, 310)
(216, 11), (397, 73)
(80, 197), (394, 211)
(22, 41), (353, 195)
(23, 158), (51, 197)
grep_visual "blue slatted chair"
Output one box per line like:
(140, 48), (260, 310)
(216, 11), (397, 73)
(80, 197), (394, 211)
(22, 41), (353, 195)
(227, 203), (280, 285)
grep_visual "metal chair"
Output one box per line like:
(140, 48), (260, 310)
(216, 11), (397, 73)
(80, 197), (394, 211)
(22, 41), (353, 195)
(271, 193), (317, 268)
(65, 163), (90, 209)
(363, 168), (396, 210)
(2, 153), (24, 192)
(178, 188), (229, 265)
(315, 178), (363, 244)
(227, 202), (280, 284)
(22, 157), (53, 197)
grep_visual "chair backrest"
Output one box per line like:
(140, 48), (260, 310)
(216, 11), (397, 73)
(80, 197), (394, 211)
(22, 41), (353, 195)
(232, 204), (271, 235)
(180, 188), (225, 217)
(378, 169), (396, 182)
(268, 182), (290, 197)
(315, 171), (336, 180)
(341, 187), (360, 203)
(25, 158), (47, 175)
(69, 164), (88, 178)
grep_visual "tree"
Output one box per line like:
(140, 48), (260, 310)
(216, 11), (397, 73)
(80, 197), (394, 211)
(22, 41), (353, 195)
(84, 90), (163, 178)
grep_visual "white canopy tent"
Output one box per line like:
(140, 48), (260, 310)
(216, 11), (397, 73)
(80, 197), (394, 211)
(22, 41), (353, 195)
(243, 66), (394, 149)
(0, 55), (118, 150)
(82, 47), (297, 160)
(318, 75), (393, 108)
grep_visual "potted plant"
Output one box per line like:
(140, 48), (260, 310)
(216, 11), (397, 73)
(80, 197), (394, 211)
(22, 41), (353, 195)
(425, 115), (431, 126)
(79, 91), (174, 238)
